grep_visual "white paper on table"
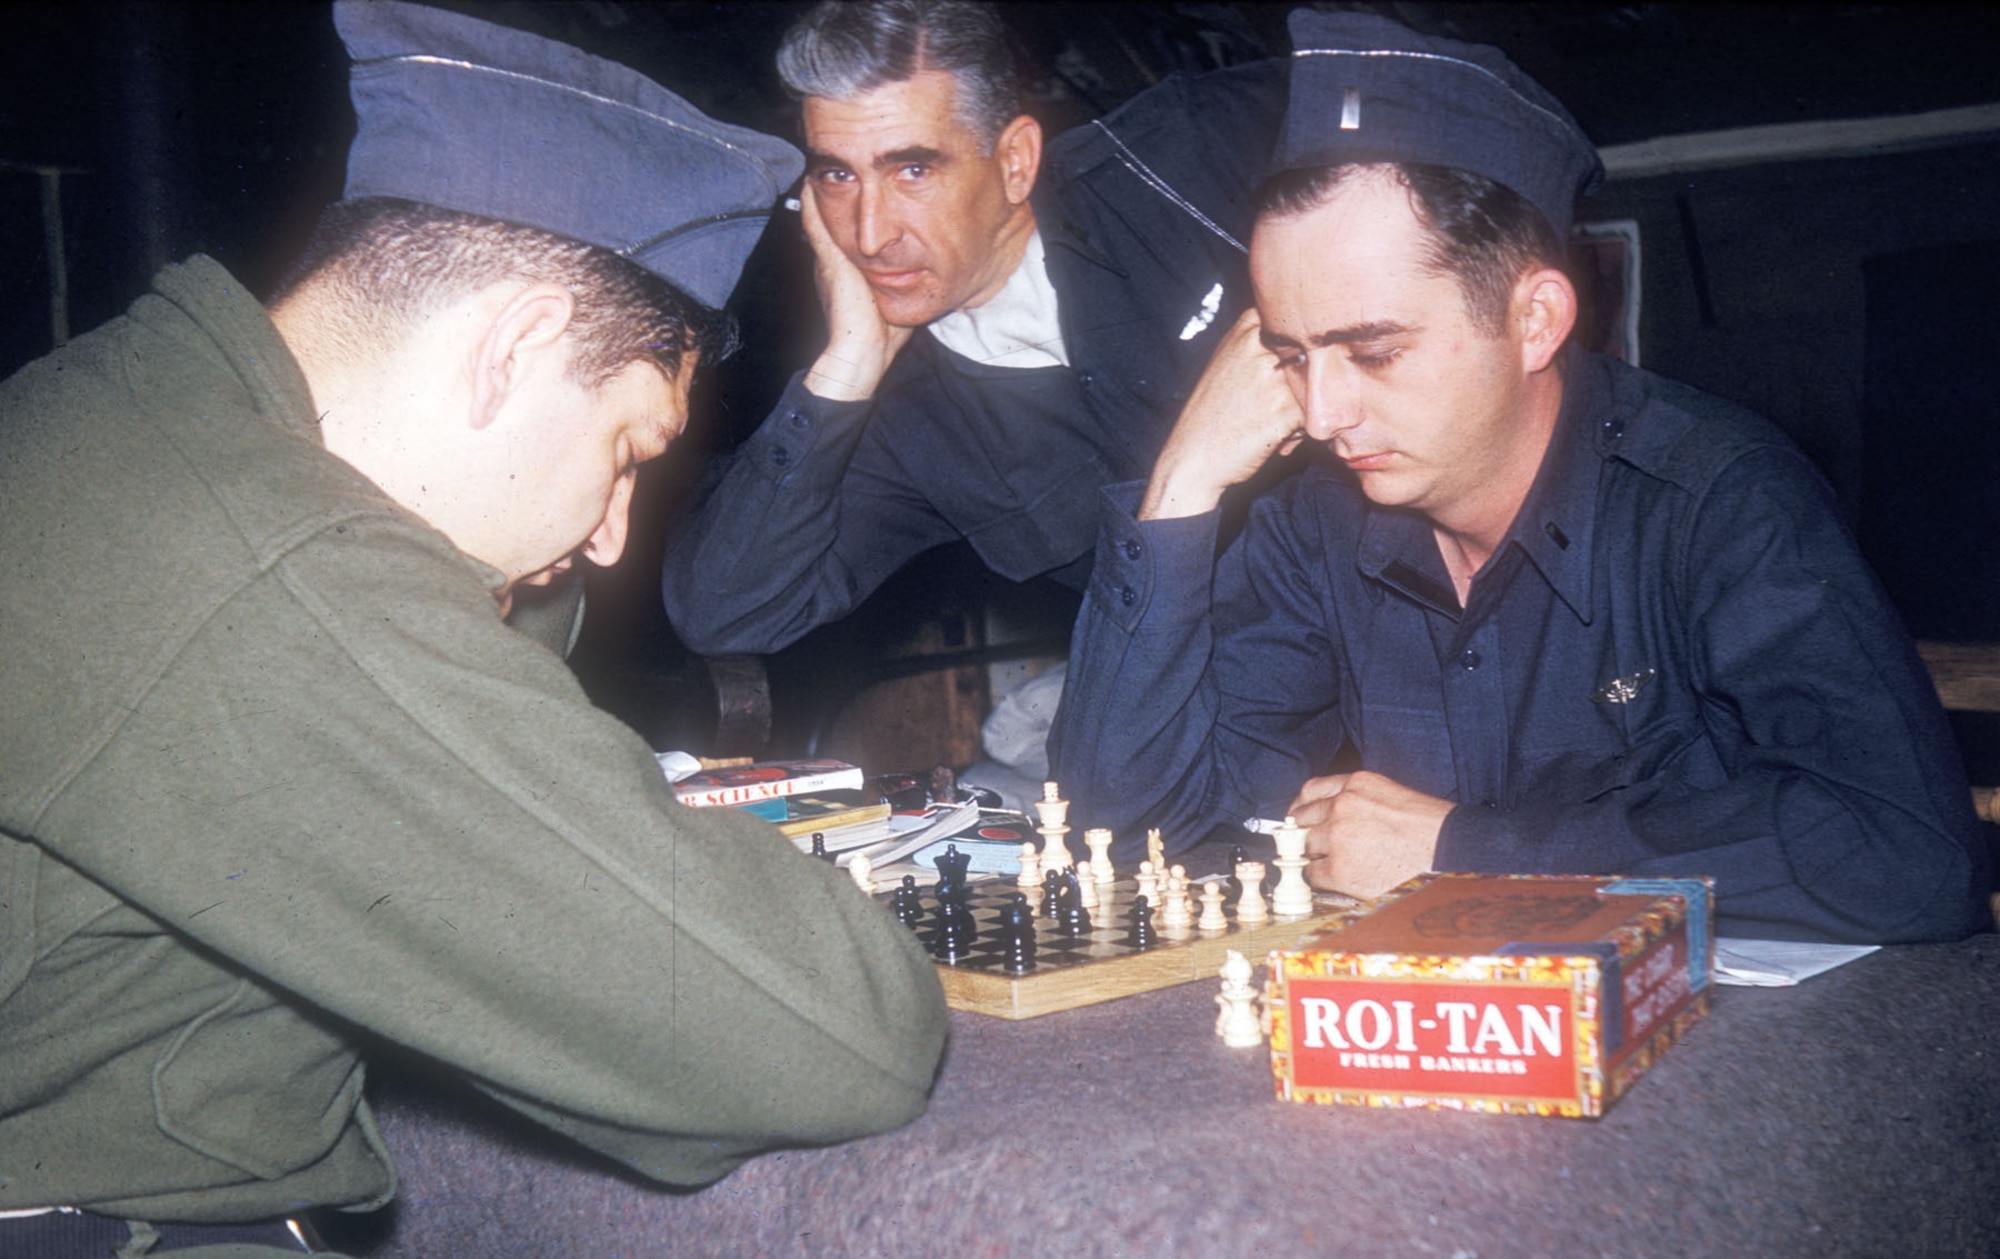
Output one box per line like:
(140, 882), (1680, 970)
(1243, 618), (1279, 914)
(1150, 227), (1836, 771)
(836, 798), (985, 871)
(1713, 938), (1879, 986)
(654, 750), (704, 783)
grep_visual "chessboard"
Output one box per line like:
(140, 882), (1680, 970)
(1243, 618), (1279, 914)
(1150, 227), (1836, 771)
(875, 872), (1360, 1020)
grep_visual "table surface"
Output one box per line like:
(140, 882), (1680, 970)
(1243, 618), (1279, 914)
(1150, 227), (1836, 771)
(332, 928), (2000, 1258)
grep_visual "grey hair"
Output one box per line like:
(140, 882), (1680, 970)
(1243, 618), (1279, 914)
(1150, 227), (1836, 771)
(777, 0), (1022, 153)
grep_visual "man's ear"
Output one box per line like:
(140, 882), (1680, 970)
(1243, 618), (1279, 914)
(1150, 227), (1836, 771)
(996, 114), (1042, 206)
(469, 282), (577, 430)
(1514, 266), (1577, 375)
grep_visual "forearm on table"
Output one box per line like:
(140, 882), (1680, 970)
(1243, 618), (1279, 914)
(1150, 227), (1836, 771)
(72, 544), (947, 1181)
(1433, 449), (1982, 940)
(1434, 758), (1984, 943)
(452, 796), (947, 1182)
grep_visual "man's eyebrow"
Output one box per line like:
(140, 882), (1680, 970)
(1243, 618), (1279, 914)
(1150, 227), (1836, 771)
(805, 145), (948, 173)
(1262, 320), (1418, 350)
(873, 145), (946, 170)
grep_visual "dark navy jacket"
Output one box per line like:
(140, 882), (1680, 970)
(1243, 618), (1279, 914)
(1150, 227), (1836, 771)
(1052, 352), (1990, 943)
(661, 62), (1285, 655)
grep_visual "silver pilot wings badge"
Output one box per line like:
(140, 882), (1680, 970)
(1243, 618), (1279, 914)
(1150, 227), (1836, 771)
(1179, 282), (1224, 341)
(1590, 668), (1657, 705)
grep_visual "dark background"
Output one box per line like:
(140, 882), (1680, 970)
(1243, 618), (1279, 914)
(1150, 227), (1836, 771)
(4, 1), (1997, 764)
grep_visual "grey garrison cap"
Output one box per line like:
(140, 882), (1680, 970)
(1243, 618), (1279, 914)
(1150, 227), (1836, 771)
(334, 0), (804, 308)
(1275, 11), (1603, 239)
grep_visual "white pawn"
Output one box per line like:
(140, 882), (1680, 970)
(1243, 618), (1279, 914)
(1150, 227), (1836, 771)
(1016, 841), (1042, 890)
(1076, 867), (1099, 910)
(1160, 864), (1193, 929)
(1213, 951), (1242, 1036)
(1215, 950), (1264, 1049)
(1235, 860), (1269, 924)
(1084, 828), (1117, 885)
(848, 852), (877, 895)
(1134, 860), (1159, 907)
(1196, 880), (1228, 931)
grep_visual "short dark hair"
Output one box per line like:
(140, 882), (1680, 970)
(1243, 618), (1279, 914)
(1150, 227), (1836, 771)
(272, 197), (735, 387)
(1255, 163), (1567, 337)
(777, 0), (1022, 152)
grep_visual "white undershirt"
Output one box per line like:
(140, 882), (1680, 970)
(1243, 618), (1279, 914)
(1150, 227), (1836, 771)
(926, 229), (1069, 369)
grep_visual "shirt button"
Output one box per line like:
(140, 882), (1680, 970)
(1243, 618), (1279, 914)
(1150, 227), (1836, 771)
(770, 446), (791, 468)
(787, 411), (810, 430)
(1122, 540), (1142, 561)
(1602, 416), (1625, 439)
(1078, 372), (1094, 388)
(1120, 587), (1137, 607)
(1459, 649), (1482, 670)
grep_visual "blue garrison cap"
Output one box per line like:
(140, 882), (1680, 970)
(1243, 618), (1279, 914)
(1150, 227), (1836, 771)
(334, 0), (804, 308)
(1275, 11), (1603, 238)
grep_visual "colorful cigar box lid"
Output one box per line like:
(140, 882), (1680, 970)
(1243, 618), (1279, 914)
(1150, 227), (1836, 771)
(1268, 872), (1714, 1118)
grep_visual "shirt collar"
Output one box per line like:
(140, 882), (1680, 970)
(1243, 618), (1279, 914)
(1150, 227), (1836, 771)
(154, 254), (321, 443)
(1033, 173), (1125, 276)
(1503, 350), (1608, 623)
(926, 229), (1070, 369)
(1354, 349), (1609, 623)
(154, 255), (513, 597)
(1355, 506), (1459, 615)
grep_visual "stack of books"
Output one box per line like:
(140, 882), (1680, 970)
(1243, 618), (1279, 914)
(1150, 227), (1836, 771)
(661, 757), (998, 869)
(663, 757), (887, 848)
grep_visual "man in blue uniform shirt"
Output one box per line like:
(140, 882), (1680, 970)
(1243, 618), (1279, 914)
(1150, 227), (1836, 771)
(659, 0), (1283, 655)
(1051, 10), (1990, 943)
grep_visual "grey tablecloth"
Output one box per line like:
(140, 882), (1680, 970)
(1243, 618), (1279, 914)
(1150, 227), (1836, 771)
(332, 933), (2000, 1257)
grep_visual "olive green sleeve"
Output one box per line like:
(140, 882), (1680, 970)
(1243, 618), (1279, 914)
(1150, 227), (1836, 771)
(37, 513), (946, 1186)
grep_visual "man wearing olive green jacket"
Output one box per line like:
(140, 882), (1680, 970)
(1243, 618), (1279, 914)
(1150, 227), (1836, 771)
(0, 4), (944, 1254)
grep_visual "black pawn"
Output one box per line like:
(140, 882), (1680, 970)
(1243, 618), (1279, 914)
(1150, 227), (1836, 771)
(1126, 894), (1157, 950)
(999, 894), (1038, 974)
(1041, 867), (1065, 918)
(811, 832), (832, 861)
(1056, 871), (1092, 936)
(890, 875), (925, 929)
(1225, 843), (1246, 900)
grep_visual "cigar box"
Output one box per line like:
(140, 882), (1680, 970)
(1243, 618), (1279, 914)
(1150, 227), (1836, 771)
(1267, 872), (1713, 1118)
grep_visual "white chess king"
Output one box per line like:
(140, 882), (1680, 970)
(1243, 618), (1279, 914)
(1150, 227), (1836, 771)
(1270, 815), (1314, 917)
